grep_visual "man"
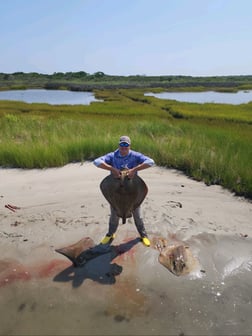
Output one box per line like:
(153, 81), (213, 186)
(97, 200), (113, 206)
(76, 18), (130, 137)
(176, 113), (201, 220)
(93, 135), (154, 247)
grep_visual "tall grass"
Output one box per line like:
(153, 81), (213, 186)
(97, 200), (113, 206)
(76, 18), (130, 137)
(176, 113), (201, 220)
(0, 88), (251, 199)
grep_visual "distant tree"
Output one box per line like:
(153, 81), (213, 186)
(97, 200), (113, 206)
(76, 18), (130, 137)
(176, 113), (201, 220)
(30, 72), (40, 77)
(13, 72), (24, 76)
(65, 72), (73, 76)
(52, 72), (65, 79)
(93, 71), (105, 78)
(75, 71), (88, 78)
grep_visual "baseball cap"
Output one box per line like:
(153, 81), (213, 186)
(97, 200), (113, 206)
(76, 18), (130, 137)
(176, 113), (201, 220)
(119, 135), (131, 145)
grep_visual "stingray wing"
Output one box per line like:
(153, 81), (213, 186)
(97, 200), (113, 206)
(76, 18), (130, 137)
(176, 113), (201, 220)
(55, 237), (95, 266)
(100, 174), (148, 223)
(55, 237), (113, 267)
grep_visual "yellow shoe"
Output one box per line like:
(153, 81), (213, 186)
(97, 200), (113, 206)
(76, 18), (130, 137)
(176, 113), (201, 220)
(141, 236), (150, 247)
(100, 234), (115, 245)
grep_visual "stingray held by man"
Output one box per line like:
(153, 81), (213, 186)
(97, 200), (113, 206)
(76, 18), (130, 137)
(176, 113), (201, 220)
(100, 169), (148, 224)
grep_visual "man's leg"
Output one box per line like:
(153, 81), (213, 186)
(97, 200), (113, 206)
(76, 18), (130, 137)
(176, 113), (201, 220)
(132, 207), (150, 246)
(101, 206), (119, 244)
(107, 206), (119, 235)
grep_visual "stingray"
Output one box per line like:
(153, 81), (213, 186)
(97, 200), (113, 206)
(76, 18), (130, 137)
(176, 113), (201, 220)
(55, 237), (112, 267)
(152, 237), (199, 276)
(100, 170), (148, 223)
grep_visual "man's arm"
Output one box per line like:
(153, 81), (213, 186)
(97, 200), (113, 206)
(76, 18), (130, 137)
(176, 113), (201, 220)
(97, 162), (121, 178)
(128, 162), (153, 179)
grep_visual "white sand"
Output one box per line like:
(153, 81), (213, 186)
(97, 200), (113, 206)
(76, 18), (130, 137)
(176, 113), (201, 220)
(1, 162), (251, 259)
(1, 162), (252, 335)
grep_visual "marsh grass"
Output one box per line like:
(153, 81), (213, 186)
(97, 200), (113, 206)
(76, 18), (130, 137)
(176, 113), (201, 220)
(0, 88), (251, 199)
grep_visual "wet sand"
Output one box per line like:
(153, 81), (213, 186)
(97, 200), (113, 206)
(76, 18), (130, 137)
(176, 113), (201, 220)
(0, 162), (252, 335)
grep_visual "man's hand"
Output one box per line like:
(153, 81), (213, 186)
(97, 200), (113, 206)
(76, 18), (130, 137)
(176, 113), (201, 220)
(111, 167), (121, 178)
(127, 168), (137, 179)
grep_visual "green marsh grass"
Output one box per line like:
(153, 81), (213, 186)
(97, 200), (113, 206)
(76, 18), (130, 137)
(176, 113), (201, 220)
(0, 88), (251, 199)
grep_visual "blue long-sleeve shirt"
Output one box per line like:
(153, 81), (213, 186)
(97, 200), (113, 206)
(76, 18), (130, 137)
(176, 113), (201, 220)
(93, 149), (154, 170)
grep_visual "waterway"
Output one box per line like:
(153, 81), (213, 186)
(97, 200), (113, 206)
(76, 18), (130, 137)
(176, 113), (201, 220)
(145, 90), (252, 105)
(0, 89), (102, 105)
(1, 89), (252, 105)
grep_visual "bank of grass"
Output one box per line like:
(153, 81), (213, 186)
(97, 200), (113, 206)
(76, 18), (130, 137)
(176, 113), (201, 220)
(0, 88), (251, 199)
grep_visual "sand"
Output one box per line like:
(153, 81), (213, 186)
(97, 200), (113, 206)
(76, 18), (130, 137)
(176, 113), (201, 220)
(0, 162), (252, 335)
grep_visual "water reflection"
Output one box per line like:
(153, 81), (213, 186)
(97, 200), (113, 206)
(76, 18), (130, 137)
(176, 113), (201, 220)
(0, 89), (102, 105)
(145, 90), (252, 105)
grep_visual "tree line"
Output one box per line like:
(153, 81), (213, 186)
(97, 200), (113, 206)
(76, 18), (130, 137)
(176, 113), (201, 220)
(1, 71), (252, 91)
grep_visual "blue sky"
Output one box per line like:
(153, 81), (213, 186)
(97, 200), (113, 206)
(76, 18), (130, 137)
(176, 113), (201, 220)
(1, 0), (251, 76)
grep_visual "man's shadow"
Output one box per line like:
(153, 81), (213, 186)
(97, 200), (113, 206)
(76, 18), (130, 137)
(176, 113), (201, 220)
(53, 238), (140, 288)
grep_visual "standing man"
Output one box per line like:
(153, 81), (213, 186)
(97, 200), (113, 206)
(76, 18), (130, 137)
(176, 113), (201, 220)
(93, 135), (154, 247)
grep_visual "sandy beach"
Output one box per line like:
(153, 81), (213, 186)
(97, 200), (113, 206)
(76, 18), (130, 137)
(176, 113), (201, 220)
(1, 162), (252, 335)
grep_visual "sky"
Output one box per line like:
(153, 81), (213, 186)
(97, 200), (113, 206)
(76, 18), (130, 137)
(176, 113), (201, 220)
(1, 0), (252, 76)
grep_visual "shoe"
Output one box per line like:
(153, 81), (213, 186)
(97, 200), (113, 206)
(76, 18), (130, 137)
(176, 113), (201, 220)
(100, 234), (115, 245)
(141, 236), (151, 247)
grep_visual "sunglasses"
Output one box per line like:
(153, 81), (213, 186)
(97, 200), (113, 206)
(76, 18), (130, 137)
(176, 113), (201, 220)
(119, 142), (130, 147)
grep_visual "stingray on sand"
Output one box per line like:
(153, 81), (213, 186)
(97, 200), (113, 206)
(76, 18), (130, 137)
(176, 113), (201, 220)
(152, 236), (199, 276)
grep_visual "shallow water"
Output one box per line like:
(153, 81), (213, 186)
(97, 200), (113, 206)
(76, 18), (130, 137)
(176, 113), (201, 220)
(0, 89), (102, 105)
(145, 90), (252, 105)
(0, 233), (252, 335)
